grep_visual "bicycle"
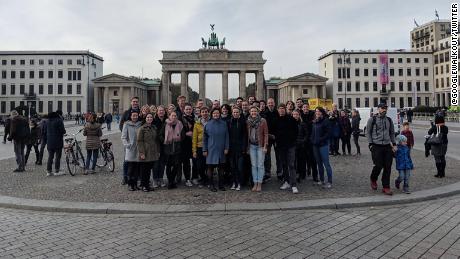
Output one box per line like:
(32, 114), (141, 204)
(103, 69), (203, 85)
(63, 128), (85, 176)
(96, 138), (115, 172)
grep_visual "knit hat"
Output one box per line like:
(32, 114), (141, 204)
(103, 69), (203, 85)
(434, 115), (445, 124)
(397, 134), (407, 144)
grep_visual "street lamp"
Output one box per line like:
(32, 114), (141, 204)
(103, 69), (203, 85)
(339, 49), (351, 110)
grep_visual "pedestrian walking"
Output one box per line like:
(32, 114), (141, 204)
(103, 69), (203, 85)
(8, 110), (29, 172)
(351, 109), (361, 155)
(24, 119), (41, 166)
(428, 115), (449, 178)
(44, 111), (66, 176)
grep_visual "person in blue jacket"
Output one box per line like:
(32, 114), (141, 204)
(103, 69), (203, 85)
(310, 107), (333, 188)
(394, 135), (414, 194)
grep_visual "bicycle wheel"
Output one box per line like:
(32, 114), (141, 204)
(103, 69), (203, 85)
(106, 150), (115, 172)
(66, 151), (77, 176)
(96, 148), (107, 167)
(76, 146), (86, 169)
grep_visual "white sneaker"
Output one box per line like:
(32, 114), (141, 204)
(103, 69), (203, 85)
(280, 181), (291, 190)
(292, 187), (299, 194)
(192, 179), (199, 185)
(152, 180), (159, 188)
(160, 179), (166, 187)
(313, 181), (322, 186)
(236, 184), (241, 191)
(185, 180), (193, 187)
(323, 183), (332, 189)
(230, 184), (236, 190)
(54, 171), (65, 176)
(46, 171), (53, 177)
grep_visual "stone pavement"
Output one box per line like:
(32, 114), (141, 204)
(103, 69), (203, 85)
(1, 195), (460, 258)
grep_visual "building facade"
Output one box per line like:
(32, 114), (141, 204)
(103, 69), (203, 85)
(318, 50), (433, 109)
(0, 51), (103, 116)
(433, 37), (452, 107)
(266, 73), (327, 104)
(411, 19), (450, 51)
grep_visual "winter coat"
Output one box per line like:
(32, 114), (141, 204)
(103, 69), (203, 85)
(192, 119), (206, 154)
(428, 125), (448, 157)
(83, 122), (103, 150)
(366, 114), (396, 146)
(246, 118), (269, 149)
(159, 120), (185, 156)
(4, 118), (11, 134)
(203, 118), (229, 165)
(275, 115), (298, 149)
(28, 125), (41, 145)
(295, 120), (309, 149)
(104, 113), (113, 123)
(121, 120), (142, 162)
(119, 106), (140, 131)
(395, 145), (414, 170)
(351, 116), (361, 136)
(137, 123), (160, 162)
(45, 112), (66, 150)
(261, 108), (279, 136)
(329, 116), (341, 138)
(229, 116), (247, 155)
(9, 115), (30, 141)
(181, 115), (195, 158)
(400, 129), (415, 148)
(311, 117), (330, 147)
(339, 116), (352, 137)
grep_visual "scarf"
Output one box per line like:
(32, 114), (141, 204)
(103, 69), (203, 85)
(200, 117), (209, 127)
(247, 115), (262, 145)
(164, 119), (183, 144)
(247, 115), (262, 128)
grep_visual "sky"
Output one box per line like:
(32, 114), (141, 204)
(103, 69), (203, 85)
(0, 0), (452, 100)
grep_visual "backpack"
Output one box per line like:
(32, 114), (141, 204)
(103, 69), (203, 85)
(370, 115), (393, 140)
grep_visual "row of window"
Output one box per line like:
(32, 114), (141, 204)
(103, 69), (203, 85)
(337, 81), (430, 93)
(434, 51), (450, 64)
(337, 96), (430, 110)
(1, 69), (82, 80)
(338, 57), (429, 65)
(0, 100), (82, 114)
(337, 67), (430, 78)
(0, 83), (82, 95)
(436, 77), (450, 88)
(435, 64), (450, 75)
(0, 58), (94, 66)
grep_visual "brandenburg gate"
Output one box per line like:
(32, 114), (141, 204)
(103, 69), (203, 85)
(159, 25), (266, 104)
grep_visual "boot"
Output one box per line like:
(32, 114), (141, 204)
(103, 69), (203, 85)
(207, 169), (217, 192)
(434, 163), (442, 178)
(217, 169), (225, 191)
(440, 162), (446, 178)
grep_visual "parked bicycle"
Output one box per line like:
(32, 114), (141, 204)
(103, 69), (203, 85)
(63, 128), (85, 176)
(96, 138), (115, 172)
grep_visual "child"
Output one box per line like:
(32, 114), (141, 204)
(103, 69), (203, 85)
(395, 135), (414, 194)
(400, 122), (414, 149)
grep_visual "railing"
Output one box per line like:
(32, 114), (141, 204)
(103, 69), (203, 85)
(413, 112), (460, 122)
(379, 89), (391, 95)
(23, 92), (37, 100)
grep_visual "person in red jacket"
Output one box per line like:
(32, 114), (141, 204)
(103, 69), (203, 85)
(400, 122), (414, 149)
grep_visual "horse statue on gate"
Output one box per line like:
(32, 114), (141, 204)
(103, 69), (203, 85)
(201, 37), (207, 48)
(220, 37), (226, 49)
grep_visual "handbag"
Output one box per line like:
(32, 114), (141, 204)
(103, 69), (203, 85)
(427, 125), (443, 145)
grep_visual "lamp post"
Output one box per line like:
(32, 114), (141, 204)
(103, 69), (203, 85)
(81, 54), (90, 112)
(339, 49), (351, 110)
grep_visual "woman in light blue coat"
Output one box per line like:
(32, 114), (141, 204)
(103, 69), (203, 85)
(203, 108), (229, 192)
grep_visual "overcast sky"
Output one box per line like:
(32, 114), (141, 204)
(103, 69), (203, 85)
(0, 0), (451, 100)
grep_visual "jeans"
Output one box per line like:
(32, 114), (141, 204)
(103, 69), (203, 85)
(278, 146), (297, 186)
(313, 144), (333, 184)
(14, 140), (26, 170)
(229, 152), (244, 186)
(397, 170), (411, 187)
(370, 144), (393, 188)
(25, 144), (40, 165)
(153, 153), (166, 182)
(249, 144), (265, 183)
(85, 149), (98, 170)
(106, 122), (111, 131)
(353, 134), (361, 154)
(47, 148), (62, 172)
(341, 134), (351, 154)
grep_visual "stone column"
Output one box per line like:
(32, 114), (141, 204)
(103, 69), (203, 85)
(222, 71), (228, 104)
(312, 85), (318, 98)
(199, 71), (206, 100)
(103, 87), (109, 113)
(256, 71), (264, 100)
(322, 86), (326, 100)
(93, 87), (99, 112)
(239, 71), (246, 99)
(155, 90), (160, 105)
(181, 71), (188, 101)
(118, 87), (124, 113)
(130, 86), (134, 99)
(162, 72), (170, 105)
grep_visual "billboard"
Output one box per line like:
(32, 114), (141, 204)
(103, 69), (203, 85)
(379, 54), (389, 86)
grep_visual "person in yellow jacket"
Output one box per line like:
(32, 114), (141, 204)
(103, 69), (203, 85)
(192, 106), (210, 186)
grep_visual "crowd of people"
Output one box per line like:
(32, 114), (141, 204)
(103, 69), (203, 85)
(2, 94), (450, 196)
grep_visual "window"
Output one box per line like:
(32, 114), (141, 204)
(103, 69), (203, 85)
(10, 84), (15, 95)
(346, 82), (351, 92)
(19, 84), (25, 94)
(436, 78), (439, 88)
(114, 90), (118, 96)
(48, 59), (53, 65)
(373, 82), (378, 91)
(364, 82), (369, 92)
(1, 84), (6, 95)
(435, 67), (439, 75)
(10, 101), (15, 111)
(39, 84), (43, 95)
(58, 59), (63, 65)
(67, 59), (72, 65)
(355, 58), (359, 64)
(434, 55), (438, 64)
(337, 58), (342, 64)
(338, 68), (342, 79)
(1, 102), (5, 114)
(68, 71), (72, 80)
(416, 81), (421, 92)
(417, 97), (421, 106)
(48, 84), (53, 95)
(441, 66), (444, 74)
(390, 81), (395, 91)
(77, 71), (81, 80)
(415, 68), (420, 76)
(424, 68), (429, 76)
(364, 69), (368, 76)
(390, 97), (396, 107)
(364, 58), (368, 63)
(355, 68), (360, 77)
(48, 101), (53, 113)
(372, 69), (377, 76)
(39, 70), (44, 79)
(425, 97), (430, 106)
(58, 101), (63, 111)
(38, 101), (43, 113)
(10, 71), (16, 79)
(389, 58), (394, 63)
(398, 58), (402, 63)
(355, 81), (360, 92)
(1, 70), (6, 79)
(398, 69), (403, 76)
(67, 101), (72, 113)
(406, 68), (411, 76)
(76, 100), (81, 113)
(58, 70), (63, 78)
(302, 88), (308, 95)
(399, 97), (404, 108)
(76, 84), (81, 94)
(355, 98), (361, 107)
(48, 70), (53, 79)
(20, 59), (25, 65)
(372, 58), (377, 63)
(77, 59), (82, 65)
(373, 97), (379, 107)
(1, 60), (6, 65)
(346, 98), (351, 108)
(11, 60), (16, 65)
(20, 71), (25, 79)
(338, 98), (343, 109)
(424, 81), (429, 91)
(338, 82), (343, 92)
(73, 71), (77, 81)
(390, 68), (394, 76)
(406, 58), (411, 63)
(29, 84), (34, 94)
(415, 58), (420, 63)
(407, 82), (412, 92)
(364, 97), (369, 107)
(38, 59), (44, 65)
(29, 59), (34, 65)
(67, 83), (72, 94)
(58, 84), (63, 94)
(29, 70), (34, 79)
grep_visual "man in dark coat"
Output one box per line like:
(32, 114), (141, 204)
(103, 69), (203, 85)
(44, 111), (66, 176)
(3, 116), (11, 144)
(8, 110), (29, 172)
(104, 112), (113, 131)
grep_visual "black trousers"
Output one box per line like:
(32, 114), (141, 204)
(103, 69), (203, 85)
(296, 146), (307, 180)
(164, 154), (180, 186)
(195, 147), (207, 183)
(353, 134), (361, 154)
(370, 144), (393, 188)
(305, 144), (318, 180)
(25, 144), (40, 165)
(207, 164), (225, 188)
(178, 153), (192, 182)
(39, 141), (47, 163)
(47, 148), (62, 172)
(140, 161), (156, 188)
(127, 162), (140, 187)
(341, 134), (351, 154)
(434, 155), (447, 177)
(229, 152), (244, 186)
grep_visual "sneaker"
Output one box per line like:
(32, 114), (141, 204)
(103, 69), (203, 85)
(152, 180), (159, 188)
(46, 171), (53, 177)
(54, 171), (65, 176)
(313, 181), (322, 186)
(403, 187), (411, 194)
(292, 186), (299, 194)
(371, 180), (378, 190)
(230, 183), (236, 190)
(192, 179), (199, 185)
(395, 179), (401, 189)
(142, 187), (150, 192)
(160, 179), (166, 187)
(235, 184), (241, 191)
(323, 183), (332, 189)
(185, 180), (193, 187)
(382, 188), (393, 196)
(280, 181), (291, 190)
